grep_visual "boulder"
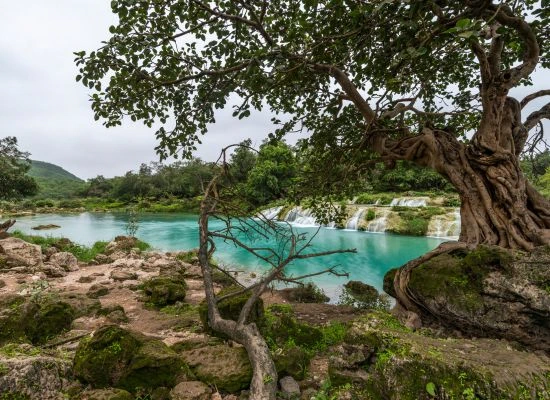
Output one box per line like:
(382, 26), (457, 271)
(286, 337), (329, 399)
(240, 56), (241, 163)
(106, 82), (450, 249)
(170, 381), (212, 400)
(87, 284), (110, 299)
(49, 252), (79, 271)
(0, 355), (73, 400)
(0, 237), (43, 271)
(111, 258), (145, 270)
(94, 254), (113, 264)
(279, 376), (300, 399)
(23, 299), (75, 344)
(278, 283), (329, 303)
(0, 294), (27, 344)
(42, 264), (68, 278)
(73, 325), (185, 392)
(141, 276), (187, 307)
(273, 346), (311, 381)
(110, 270), (138, 282)
(104, 236), (138, 255)
(180, 344), (252, 393)
(331, 311), (550, 399)
(402, 245), (550, 353)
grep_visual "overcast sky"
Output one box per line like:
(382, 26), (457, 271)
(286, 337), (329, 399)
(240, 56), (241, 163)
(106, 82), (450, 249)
(0, 1), (548, 180)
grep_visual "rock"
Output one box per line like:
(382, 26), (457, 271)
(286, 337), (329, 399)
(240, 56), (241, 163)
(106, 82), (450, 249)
(110, 270), (138, 282)
(0, 237), (43, 271)
(278, 283), (329, 303)
(31, 224), (61, 231)
(87, 284), (110, 298)
(49, 252), (79, 271)
(180, 344), (252, 393)
(331, 311), (550, 399)
(59, 293), (102, 318)
(402, 245), (550, 353)
(94, 254), (112, 264)
(78, 388), (133, 400)
(279, 376), (300, 399)
(0, 279), (5, 288)
(42, 264), (68, 278)
(44, 246), (58, 258)
(141, 276), (187, 307)
(111, 258), (145, 270)
(170, 381), (212, 400)
(0, 355), (73, 400)
(78, 275), (96, 283)
(73, 325), (185, 392)
(105, 236), (139, 255)
(23, 298), (76, 345)
(0, 294), (26, 344)
(97, 305), (129, 323)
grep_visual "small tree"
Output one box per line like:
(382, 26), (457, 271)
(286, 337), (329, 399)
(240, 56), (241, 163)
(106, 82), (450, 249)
(0, 136), (38, 200)
(198, 146), (354, 400)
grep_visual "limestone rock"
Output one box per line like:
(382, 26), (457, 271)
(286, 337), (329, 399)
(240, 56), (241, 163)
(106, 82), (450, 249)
(0, 237), (43, 271)
(141, 276), (187, 307)
(42, 264), (68, 278)
(170, 381), (212, 400)
(105, 236), (138, 255)
(404, 245), (550, 353)
(111, 258), (145, 270)
(180, 344), (252, 393)
(94, 254), (113, 264)
(73, 325), (185, 391)
(110, 270), (138, 282)
(279, 376), (300, 399)
(87, 284), (110, 299)
(0, 355), (73, 400)
(49, 251), (79, 271)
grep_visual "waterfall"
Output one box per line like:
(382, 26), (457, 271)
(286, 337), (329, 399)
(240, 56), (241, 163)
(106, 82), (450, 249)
(345, 207), (366, 230)
(427, 210), (461, 239)
(257, 206), (283, 220)
(366, 209), (390, 233)
(390, 197), (428, 207)
(283, 207), (319, 227)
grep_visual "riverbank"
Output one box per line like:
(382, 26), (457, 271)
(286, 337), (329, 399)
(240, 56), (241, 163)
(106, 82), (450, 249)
(0, 235), (548, 399)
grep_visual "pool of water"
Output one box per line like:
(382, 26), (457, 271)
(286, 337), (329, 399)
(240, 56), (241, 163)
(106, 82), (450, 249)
(11, 212), (447, 300)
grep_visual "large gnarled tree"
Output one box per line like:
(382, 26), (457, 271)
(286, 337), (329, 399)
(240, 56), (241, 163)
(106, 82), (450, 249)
(77, 0), (550, 327)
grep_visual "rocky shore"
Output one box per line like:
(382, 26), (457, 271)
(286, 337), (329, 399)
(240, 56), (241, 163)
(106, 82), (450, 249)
(1, 235), (549, 399)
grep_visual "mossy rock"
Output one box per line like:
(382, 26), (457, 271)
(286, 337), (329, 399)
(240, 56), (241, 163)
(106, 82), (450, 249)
(23, 299), (75, 344)
(180, 344), (252, 393)
(0, 294), (27, 345)
(279, 283), (329, 303)
(273, 345), (311, 380)
(198, 286), (264, 334)
(141, 276), (187, 307)
(73, 325), (186, 392)
(260, 309), (323, 350)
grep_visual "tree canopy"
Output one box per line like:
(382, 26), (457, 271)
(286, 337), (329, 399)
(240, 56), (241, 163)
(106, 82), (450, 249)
(0, 137), (38, 200)
(77, 0), (550, 250)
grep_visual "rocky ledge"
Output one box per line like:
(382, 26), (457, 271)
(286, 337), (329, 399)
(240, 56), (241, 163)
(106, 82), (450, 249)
(0, 236), (549, 399)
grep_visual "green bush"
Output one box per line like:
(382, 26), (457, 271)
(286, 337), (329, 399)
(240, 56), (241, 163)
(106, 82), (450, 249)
(366, 209), (376, 221)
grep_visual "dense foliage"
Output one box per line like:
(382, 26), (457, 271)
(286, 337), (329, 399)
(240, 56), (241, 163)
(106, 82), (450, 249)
(28, 160), (86, 199)
(0, 137), (38, 200)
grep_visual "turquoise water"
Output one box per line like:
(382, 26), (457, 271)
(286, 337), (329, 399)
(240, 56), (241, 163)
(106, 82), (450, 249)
(11, 213), (447, 300)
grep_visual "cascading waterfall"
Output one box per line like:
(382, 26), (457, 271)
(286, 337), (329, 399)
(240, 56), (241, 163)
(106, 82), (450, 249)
(346, 207), (366, 230)
(390, 197), (428, 207)
(283, 207), (319, 227)
(426, 210), (461, 239)
(257, 206), (283, 220)
(366, 209), (390, 233)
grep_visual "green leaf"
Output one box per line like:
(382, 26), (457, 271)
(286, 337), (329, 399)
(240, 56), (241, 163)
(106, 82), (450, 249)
(76, 75), (82, 82)
(426, 382), (436, 397)
(456, 18), (471, 29)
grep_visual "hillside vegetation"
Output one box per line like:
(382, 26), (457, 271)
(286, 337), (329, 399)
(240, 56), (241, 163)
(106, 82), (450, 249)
(28, 160), (85, 199)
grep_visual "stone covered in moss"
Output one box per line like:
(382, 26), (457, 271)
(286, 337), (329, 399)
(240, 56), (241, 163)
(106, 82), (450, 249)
(198, 285), (264, 333)
(141, 276), (187, 307)
(327, 311), (550, 399)
(0, 294), (27, 345)
(273, 345), (311, 381)
(23, 299), (75, 344)
(180, 344), (252, 393)
(260, 307), (323, 350)
(73, 325), (185, 392)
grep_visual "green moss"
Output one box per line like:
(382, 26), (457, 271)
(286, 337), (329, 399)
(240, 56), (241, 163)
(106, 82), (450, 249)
(199, 286), (264, 334)
(386, 206), (446, 236)
(74, 325), (184, 392)
(141, 276), (187, 307)
(273, 345), (310, 380)
(0, 343), (41, 357)
(0, 294), (27, 345)
(23, 299), (75, 344)
(260, 307), (323, 351)
(0, 393), (30, 400)
(0, 362), (9, 376)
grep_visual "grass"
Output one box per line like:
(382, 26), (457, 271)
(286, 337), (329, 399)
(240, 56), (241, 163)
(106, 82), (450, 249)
(10, 231), (149, 262)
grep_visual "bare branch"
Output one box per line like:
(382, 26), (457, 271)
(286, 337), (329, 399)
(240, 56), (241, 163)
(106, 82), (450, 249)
(521, 90), (550, 109)
(524, 102), (550, 132)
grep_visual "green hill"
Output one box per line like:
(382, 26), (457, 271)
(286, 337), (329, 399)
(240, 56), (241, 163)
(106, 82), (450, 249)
(28, 160), (86, 199)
